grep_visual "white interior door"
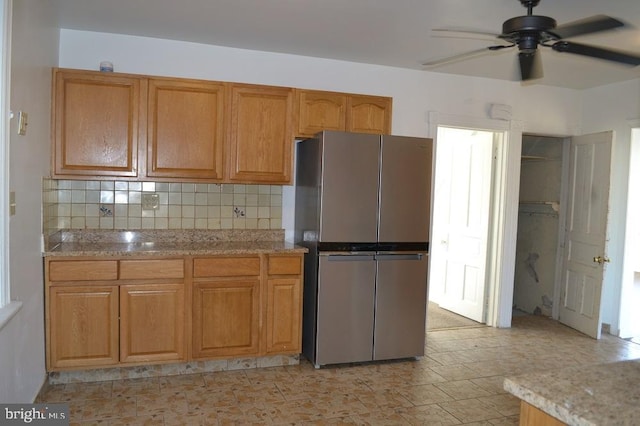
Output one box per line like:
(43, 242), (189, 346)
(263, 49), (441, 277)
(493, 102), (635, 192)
(430, 127), (494, 322)
(559, 131), (612, 339)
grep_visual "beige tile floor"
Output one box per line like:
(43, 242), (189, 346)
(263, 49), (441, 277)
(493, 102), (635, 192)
(37, 315), (640, 425)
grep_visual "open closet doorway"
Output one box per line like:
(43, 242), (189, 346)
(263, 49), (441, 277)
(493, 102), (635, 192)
(513, 135), (567, 318)
(429, 126), (496, 324)
(514, 131), (614, 339)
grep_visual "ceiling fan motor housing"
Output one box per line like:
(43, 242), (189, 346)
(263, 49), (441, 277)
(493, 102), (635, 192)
(501, 15), (557, 52)
(502, 15), (557, 34)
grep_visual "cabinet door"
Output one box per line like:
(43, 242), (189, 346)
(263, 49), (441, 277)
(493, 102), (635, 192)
(265, 278), (302, 354)
(52, 69), (144, 177)
(296, 90), (347, 138)
(49, 285), (119, 369)
(192, 279), (260, 358)
(147, 79), (226, 179)
(120, 283), (186, 363)
(346, 95), (392, 135)
(228, 84), (294, 183)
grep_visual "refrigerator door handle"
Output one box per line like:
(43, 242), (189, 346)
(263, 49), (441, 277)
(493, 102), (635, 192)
(375, 253), (424, 261)
(325, 254), (375, 262)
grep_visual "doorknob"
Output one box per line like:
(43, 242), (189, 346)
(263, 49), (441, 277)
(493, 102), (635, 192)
(593, 256), (610, 264)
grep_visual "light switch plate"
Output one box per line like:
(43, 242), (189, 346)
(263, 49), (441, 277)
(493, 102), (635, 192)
(142, 193), (160, 210)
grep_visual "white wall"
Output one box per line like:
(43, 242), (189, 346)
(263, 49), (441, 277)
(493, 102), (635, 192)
(55, 31), (640, 335)
(581, 80), (640, 336)
(57, 30), (586, 330)
(0, 0), (58, 402)
(54, 30), (640, 337)
(58, 29), (583, 239)
(59, 30), (582, 139)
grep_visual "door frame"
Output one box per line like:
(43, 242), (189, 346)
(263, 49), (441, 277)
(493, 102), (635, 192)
(430, 126), (495, 322)
(428, 112), (522, 327)
(617, 123), (640, 338)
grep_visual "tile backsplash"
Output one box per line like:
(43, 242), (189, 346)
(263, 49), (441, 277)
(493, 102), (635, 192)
(43, 178), (283, 237)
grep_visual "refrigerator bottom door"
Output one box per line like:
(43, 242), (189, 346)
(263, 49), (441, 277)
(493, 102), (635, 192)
(316, 254), (376, 366)
(374, 253), (429, 360)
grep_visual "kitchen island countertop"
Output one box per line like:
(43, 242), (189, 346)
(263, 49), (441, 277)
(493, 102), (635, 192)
(504, 358), (640, 426)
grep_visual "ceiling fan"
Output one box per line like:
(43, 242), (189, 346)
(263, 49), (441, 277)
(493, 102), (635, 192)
(423, 0), (640, 81)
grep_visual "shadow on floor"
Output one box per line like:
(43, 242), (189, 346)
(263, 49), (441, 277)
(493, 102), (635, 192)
(427, 301), (484, 330)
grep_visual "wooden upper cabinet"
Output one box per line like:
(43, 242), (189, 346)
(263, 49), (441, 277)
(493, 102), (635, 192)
(296, 90), (347, 138)
(52, 69), (145, 178)
(228, 84), (295, 183)
(147, 79), (226, 180)
(346, 95), (392, 135)
(51, 68), (391, 183)
(295, 90), (392, 138)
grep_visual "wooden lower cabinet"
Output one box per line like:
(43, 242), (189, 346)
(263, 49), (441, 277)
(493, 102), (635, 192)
(192, 279), (260, 358)
(45, 253), (303, 370)
(265, 278), (301, 354)
(120, 283), (186, 363)
(519, 401), (566, 426)
(48, 285), (119, 369)
(264, 253), (303, 354)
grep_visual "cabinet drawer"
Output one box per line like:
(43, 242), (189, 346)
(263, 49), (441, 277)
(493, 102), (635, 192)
(193, 256), (260, 277)
(49, 260), (118, 282)
(268, 256), (302, 275)
(120, 259), (184, 280)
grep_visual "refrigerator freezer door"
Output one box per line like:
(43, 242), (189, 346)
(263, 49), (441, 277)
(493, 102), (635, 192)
(373, 252), (428, 360)
(379, 136), (433, 243)
(319, 131), (380, 243)
(316, 254), (376, 366)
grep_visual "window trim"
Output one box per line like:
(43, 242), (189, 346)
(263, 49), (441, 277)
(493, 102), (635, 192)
(0, 0), (13, 311)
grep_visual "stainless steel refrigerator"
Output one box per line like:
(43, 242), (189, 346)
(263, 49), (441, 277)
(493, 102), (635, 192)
(294, 130), (433, 367)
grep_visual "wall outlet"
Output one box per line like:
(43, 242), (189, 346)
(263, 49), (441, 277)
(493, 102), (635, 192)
(142, 193), (160, 210)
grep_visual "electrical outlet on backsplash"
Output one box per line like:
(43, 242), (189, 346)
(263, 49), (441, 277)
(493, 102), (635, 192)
(42, 178), (283, 236)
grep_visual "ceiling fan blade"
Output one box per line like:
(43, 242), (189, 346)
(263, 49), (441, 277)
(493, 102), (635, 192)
(422, 45), (512, 67)
(550, 15), (625, 39)
(519, 50), (542, 81)
(431, 27), (500, 41)
(552, 41), (640, 66)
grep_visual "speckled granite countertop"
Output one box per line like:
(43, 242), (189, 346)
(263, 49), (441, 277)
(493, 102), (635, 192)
(43, 230), (307, 257)
(504, 359), (640, 426)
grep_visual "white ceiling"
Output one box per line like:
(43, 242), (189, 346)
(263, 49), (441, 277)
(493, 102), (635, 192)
(48, 0), (640, 89)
